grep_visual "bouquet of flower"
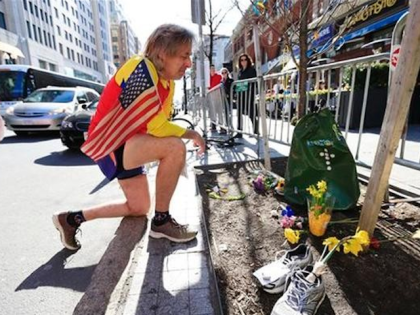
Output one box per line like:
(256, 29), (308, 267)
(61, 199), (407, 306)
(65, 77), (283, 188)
(284, 227), (420, 266)
(306, 180), (335, 236)
(279, 205), (305, 229)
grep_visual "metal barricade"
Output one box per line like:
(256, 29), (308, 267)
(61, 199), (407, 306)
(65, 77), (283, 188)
(206, 78), (260, 137)
(201, 51), (420, 173)
(206, 83), (231, 132)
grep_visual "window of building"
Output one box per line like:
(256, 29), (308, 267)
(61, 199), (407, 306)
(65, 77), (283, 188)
(32, 24), (37, 41)
(54, 7), (58, 18)
(0, 12), (6, 30)
(77, 52), (80, 63)
(64, 30), (68, 40)
(67, 17), (70, 26)
(65, 1), (69, 10)
(45, 12), (48, 23)
(48, 33), (52, 48)
(49, 15), (53, 26)
(57, 25), (61, 35)
(23, 0), (28, 11)
(39, 59), (47, 69)
(67, 47), (70, 59)
(49, 63), (56, 72)
(43, 30), (48, 46)
(69, 34), (72, 42)
(40, 9), (44, 21)
(34, 5), (39, 17)
(62, 13), (65, 23)
(26, 21), (32, 39)
(38, 27), (42, 44)
(29, 2), (33, 14)
(59, 42), (63, 54)
(71, 49), (74, 61)
(52, 35), (56, 50)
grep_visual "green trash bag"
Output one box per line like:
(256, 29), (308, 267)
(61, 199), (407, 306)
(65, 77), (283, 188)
(284, 108), (360, 210)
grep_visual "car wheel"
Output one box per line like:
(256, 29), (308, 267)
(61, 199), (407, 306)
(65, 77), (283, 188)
(14, 131), (29, 136)
(60, 133), (80, 150)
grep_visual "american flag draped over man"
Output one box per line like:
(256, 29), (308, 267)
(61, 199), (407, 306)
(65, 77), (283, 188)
(82, 55), (164, 156)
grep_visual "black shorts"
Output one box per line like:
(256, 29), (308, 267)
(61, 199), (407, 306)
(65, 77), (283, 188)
(97, 143), (146, 181)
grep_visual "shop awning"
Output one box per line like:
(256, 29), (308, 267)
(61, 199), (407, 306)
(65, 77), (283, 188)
(335, 9), (409, 49)
(0, 41), (25, 59)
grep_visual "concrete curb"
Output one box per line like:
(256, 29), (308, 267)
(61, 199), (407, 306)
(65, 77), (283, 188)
(74, 217), (148, 315)
(193, 166), (224, 315)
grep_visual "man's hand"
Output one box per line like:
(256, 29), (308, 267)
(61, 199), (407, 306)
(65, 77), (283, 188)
(182, 129), (206, 156)
(192, 131), (206, 156)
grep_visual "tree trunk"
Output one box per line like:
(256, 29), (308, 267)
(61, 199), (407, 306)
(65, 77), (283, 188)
(298, 0), (310, 119)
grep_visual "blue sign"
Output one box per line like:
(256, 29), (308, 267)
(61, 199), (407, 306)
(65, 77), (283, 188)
(309, 25), (334, 50)
(336, 9), (408, 49)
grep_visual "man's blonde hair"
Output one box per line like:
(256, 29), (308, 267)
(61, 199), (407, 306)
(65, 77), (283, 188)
(144, 24), (194, 73)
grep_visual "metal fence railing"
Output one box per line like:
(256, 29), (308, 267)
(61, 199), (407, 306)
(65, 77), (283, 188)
(203, 52), (420, 172)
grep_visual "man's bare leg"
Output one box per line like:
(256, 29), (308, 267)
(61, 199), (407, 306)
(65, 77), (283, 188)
(123, 134), (186, 211)
(53, 134), (191, 250)
(122, 134), (197, 242)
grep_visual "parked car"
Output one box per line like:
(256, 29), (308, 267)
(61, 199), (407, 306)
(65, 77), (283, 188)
(3, 86), (99, 136)
(60, 99), (98, 149)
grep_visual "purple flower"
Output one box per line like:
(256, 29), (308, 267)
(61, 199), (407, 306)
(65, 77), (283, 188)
(253, 176), (265, 193)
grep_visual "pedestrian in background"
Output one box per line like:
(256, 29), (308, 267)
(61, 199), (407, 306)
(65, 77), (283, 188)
(209, 64), (222, 131)
(52, 24), (206, 251)
(220, 67), (234, 134)
(236, 53), (258, 137)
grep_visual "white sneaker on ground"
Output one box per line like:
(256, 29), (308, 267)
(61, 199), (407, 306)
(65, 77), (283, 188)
(253, 244), (313, 294)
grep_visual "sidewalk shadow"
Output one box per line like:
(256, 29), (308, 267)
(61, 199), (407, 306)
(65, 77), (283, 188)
(73, 216), (147, 315)
(15, 249), (95, 292)
(15, 217), (147, 310)
(34, 149), (95, 166)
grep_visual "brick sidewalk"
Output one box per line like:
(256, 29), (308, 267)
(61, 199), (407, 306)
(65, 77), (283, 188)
(121, 162), (221, 315)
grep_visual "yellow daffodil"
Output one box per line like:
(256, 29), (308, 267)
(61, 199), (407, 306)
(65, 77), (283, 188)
(323, 237), (341, 252)
(306, 185), (317, 197)
(412, 229), (420, 239)
(284, 228), (301, 244)
(354, 229), (370, 246)
(343, 238), (364, 256)
(317, 180), (327, 193)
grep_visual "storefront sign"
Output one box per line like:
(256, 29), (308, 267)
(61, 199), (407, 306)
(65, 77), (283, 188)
(309, 25), (334, 50)
(345, 0), (406, 30)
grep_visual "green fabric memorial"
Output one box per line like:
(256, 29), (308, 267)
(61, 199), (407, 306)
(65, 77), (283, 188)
(284, 108), (360, 210)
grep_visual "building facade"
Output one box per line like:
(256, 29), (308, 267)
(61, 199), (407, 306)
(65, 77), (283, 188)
(109, 0), (140, 68)
(230, 0), (410, 76)
(0, 0), (139, 84)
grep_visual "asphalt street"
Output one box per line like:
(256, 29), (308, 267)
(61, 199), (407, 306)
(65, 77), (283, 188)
(0, 129), (126, 315)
